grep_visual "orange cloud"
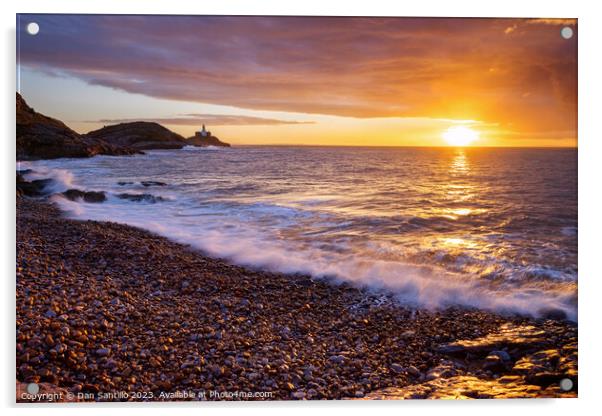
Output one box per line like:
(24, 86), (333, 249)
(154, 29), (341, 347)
(92, 114), (314, 126)
(18, 15), (577, 141)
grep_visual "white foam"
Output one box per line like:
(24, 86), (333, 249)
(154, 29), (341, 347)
(20, 165), (75, 193)
(51, 194), (577, 321)
(181, 145), (221, 151)
(24, 160), (578, 321)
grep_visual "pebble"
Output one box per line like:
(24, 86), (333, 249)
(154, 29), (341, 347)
(95, 348), (111, 357)
(390, 363), (404, 374)
(15, 198), (578, 401)
(407, 365), (421, 377)
(291, 391), (306, 400)
(329, 355), (345, 364)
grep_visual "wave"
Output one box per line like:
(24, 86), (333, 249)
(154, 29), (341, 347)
(49, 194), (577, 321)
(181, 145), (222, 151)
(24, 162), (577, 321)
(18, 163), (75, 193)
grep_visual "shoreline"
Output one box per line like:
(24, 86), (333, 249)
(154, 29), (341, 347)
(16, 197), (578, 401)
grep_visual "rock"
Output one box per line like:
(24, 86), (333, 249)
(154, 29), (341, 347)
(62, 189), (107, 203)
(483, 354), (505, 372)
(86, 122), (188, 150)
(185, 134), (230, 147)
(246, 372), (260, 381)
(539, 308), (568, 321)
(16, 175), (54, 197)
(117, 193), (165, 203)
(303, 368), (314, 381)
(437, 324), (547, 356)
(329, 355), (345, 364)
(526, 371), (564, 386)
(180, 361), (194, 370)
(407, 365), (421, 377)
(489, 350), (511, 362)
(140, 181), (167, 187)
(208, 364), (223, 377)
(291, 391), (306, 400)
(425, 362), (457, 381)
(359, 375), (559, 400)
(95, 348), (111, 357)
(390, 363), (404, 374)
(511, 348), (571, 387)
(44, 334), (55, 346)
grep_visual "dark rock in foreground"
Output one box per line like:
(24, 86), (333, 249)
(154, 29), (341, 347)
(118, 181), (167, 187)
(62, 189), (107, 203)
(117, 193), (166, 203)
(436, 323), (547, 356)
(17, 93), (136, 160)
(86, 122), (188, 150)
(17, 173), (53, 197)
(141, 181), (167, 187)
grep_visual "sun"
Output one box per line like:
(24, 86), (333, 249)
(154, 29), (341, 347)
(442, 126), (479, 146)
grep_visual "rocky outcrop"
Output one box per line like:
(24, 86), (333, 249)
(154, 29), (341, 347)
(86, 122), (188, 150)
(117, 193), (166, 203)
(62, 189), (107, 203)
(360, 323), (577, 400)
(16, 93), (136, 160)
(17, 92), (231, 159)
(185, 135), (230, 147)
(16, 172), (53, 198)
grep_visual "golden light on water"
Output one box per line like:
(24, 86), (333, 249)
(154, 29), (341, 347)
(451, 208), (472, 216)
(442, 126), (480, 146)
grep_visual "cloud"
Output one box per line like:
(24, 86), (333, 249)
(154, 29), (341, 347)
(504, 25), (517, 34)
(18, 15), (577, 136)
(526, 18), (577, 26)
(92, 114), (315, 126)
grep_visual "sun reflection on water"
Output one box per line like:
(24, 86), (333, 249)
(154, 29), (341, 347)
(450, 149), (470, 175)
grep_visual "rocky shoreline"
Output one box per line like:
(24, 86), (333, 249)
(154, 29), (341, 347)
(16, 196), (577, 402)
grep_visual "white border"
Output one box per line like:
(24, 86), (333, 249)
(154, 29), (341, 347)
(3, 1), (601, 415)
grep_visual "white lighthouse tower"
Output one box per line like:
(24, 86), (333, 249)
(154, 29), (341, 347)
(198, 124), (209, 137)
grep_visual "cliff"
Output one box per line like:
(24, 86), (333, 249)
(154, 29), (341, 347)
(16, 93), (135, 160)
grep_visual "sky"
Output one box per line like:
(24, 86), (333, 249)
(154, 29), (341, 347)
(17, 15), (577, 146)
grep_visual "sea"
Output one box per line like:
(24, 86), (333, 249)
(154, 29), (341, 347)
(19, 146), (578, 320)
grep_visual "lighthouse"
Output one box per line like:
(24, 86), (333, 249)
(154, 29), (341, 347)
(197, 124), (211, 138)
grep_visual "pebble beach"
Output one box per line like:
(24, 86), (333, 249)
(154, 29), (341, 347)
(16, 196), (578, 401)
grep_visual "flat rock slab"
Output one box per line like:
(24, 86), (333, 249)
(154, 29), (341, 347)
(436, 324), (547, 356)
(357, 375), (576, 400)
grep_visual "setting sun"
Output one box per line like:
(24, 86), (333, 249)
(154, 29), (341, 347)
(442, 126), (480, 146)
